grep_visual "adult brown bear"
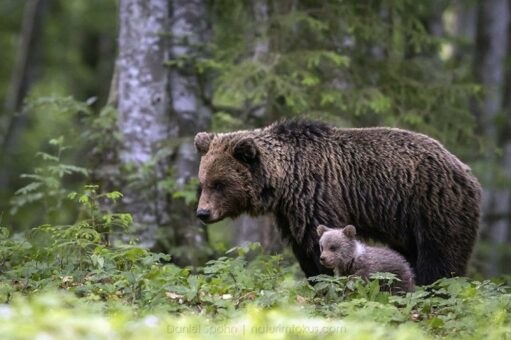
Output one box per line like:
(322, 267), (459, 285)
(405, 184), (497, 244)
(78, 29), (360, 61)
(194, 120), (481, 285)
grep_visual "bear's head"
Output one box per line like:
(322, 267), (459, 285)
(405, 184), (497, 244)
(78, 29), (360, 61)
(317, 224), (357, 271)
(194, 131), (263, 224)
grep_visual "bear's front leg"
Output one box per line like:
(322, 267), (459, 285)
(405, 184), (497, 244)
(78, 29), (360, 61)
(291, 242), (331, 278)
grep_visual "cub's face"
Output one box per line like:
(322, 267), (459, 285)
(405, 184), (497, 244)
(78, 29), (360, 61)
(317, 224), (357, 270)
(194, 132), (260, 224)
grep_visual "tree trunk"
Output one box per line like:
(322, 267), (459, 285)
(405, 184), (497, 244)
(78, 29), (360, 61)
(163, 0), (213, 265)
(452, 0), (477, 61)
(473, 0), (510, 275)
(0, 0), (47, 193)
(232, 0), (284, 253)
(493, 7), (511, 275)
(116, 0), (171, 247)
(474, 0), (509, 138)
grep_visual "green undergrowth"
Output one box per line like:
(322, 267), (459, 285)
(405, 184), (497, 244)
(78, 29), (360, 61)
(1, 185), (510, 339)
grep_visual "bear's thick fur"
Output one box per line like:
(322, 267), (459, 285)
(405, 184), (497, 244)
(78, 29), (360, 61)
(194, 120), (481, 285)
(317, 224), (415, 292)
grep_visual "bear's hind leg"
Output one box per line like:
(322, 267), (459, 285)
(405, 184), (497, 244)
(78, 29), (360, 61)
(415, 239), (468, 285)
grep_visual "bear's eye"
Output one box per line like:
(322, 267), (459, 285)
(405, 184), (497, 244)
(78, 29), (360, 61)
(329, 246), (338, 251)
(213, 181), (225, 192)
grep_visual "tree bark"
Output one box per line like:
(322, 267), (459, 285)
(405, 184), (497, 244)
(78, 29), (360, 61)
(232, 0), (284, 253)
(0, 0), (47, 192)
(164, 0), (213, 265)
(474, 0), (509, 138)
(498, 6), (511, 275)
(473, 0), (510, 275)
(116, 0), (171, 247)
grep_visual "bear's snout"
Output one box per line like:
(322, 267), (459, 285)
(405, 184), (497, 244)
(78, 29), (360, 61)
(319, 255), (328, 266)
(196, 209), (211, 222)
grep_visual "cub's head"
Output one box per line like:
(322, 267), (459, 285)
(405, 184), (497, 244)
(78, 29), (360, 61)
(194, 131), (262, 224)
(317, 224), (357, 270)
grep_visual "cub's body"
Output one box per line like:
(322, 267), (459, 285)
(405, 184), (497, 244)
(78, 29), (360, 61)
(318, 224), (415, 292)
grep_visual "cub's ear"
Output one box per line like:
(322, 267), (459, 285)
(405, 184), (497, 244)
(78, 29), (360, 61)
(194, 132), (215, 155)
(343, 225), (356, 239)
(317, 224), (331, 237)
(233, 137), (258, 165)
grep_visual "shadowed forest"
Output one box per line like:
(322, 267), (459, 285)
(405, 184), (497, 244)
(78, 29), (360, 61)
(0, 0), (511, 339)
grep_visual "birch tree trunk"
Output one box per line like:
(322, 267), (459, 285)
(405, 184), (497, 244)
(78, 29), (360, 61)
(473, 0), (510, 275)
(163, 0), (213, 265)
(116, 0), (171, 247)
(232, 0), (283, 253)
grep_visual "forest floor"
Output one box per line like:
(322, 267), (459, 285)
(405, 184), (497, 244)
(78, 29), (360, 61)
(0, 233), (510, 339)
(0, 185), (509, 339)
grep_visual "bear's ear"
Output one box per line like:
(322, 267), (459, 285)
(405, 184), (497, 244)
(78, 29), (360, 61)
(233, 137), (259, 165)
(317, 224), (331, 237)
(343, 225), (356, 239)
(194, 132), (215, 155)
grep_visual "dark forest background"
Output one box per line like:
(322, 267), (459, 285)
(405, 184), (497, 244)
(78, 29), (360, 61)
(0, 0), (510, 277)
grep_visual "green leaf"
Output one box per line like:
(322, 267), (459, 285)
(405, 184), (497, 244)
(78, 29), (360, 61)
(78, 195), (89, 204)
(91, 254), (105, 269)
(105, 191), (123, 201)
(36, 152), (59, 162)
(58, 164), (89, 176)
(14, 182), (43, 195)
(49, 136), (64, 146)
(428, 317), (444, 329)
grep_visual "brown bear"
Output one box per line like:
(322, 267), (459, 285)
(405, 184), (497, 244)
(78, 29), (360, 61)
(317, 224), (415, 292)
(194, 120), (481, 285)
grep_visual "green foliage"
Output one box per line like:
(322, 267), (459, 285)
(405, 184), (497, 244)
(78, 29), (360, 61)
(9, 136), (88, 224)
(303, 274), (511, 338)
(1, 202), (511, 339)
(0, 0), (117, 227)
(1, 180), (511, 338)
(0, 1), (507, 337)
(0, 1), (23, 108)
(2, 184), (511, 337)
(211, 0), (478, 154)
(172, 177), (200, 206)
(80, 104), (121, 166)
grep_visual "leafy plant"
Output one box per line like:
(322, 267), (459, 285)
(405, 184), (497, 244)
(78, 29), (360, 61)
(9, 137), (88, 223)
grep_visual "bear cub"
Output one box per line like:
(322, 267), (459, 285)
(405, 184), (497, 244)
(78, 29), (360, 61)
(317, 224), (415, 292)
